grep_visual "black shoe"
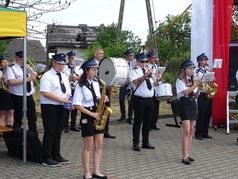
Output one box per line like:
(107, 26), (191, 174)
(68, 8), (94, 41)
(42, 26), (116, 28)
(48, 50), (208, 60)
(182, 158), (191, 165)
(151, 126), (160, 130)
(64, 127), (69, 133)
(188, 156), (195, 162)
(142, 143), (155, 149)
(54, 156), (71, 164)
(133, 144), (141, 151)
(42, 159), (61, 167)
(202, 135), (213, 139)
(70, 127), (80, 132)
(92, 173), (107, 179)
(195, 136), (203, 140)
(104, 133), (116, 139)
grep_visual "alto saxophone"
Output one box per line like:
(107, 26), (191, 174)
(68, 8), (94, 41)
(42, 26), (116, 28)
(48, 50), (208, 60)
(0, 69), (8, 92)
(94, 77), (112, 131)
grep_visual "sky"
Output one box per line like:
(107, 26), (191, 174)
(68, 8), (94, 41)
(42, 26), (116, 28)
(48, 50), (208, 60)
(39, 0), (192, 46)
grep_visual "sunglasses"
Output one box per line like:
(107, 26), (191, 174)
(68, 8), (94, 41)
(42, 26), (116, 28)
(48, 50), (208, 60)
(140, 61), (148, 63)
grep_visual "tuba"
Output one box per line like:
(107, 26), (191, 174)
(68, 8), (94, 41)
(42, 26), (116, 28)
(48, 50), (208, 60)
(94, 77), (112, 131)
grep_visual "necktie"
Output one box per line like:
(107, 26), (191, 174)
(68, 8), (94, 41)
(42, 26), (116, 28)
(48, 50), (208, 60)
(56, 72), (66, 93)
(142, 68), (152, 90)
(21, 66), (31, 92)
(89, 82), (97, 106)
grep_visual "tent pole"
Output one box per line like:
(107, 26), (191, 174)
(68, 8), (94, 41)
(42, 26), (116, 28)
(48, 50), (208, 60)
(23, 37), (27, 163)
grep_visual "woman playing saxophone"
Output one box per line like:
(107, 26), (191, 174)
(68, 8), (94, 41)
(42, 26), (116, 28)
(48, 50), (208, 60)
(0, 55), (14, 128)
(73, 59), (108, 179)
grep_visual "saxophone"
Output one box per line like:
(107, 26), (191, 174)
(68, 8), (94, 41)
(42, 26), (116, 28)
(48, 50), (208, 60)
(94, 77), (112, 131)
(0, 69), (8, 92)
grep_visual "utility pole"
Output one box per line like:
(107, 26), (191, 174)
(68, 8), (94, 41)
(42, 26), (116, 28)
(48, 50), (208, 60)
(116, 0), (125, 44)
(145, 0), (158, 55)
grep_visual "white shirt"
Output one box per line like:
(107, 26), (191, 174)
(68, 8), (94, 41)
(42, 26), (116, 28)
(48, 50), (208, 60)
(62, 63), (73, 78)
(72, 80), (101, 107)
(6, 63), (35, 96)
(129, 67), (154, 98)
(128, 59), (136, 69)
(74, 66), (83, 77)
(176, 77), (198, 99)
(40, 68), (71, 105)
(195, 67), (209, 93)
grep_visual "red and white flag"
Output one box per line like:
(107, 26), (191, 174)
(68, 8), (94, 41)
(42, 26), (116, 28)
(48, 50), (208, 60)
(191, 0), (234, 126)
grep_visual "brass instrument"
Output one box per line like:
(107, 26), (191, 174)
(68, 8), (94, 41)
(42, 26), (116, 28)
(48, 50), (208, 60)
(26, 59), (41, 88)
(0, 69), (8, 92)
(94, 77), (112, 131)
(203, 81), (218, 99)
(69, 64), (77, 90)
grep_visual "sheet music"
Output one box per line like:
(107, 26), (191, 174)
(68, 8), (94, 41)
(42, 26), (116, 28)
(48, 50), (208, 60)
(213, 58), (223, 69)
(155, 67), (166, 77)
(202, 72), (215, 82)
(34, 63), (46, 73)
(73, 58), (84, 66)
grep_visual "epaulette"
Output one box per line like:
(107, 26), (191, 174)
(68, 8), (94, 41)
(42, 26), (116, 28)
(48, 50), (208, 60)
(132, 66), (138, 70)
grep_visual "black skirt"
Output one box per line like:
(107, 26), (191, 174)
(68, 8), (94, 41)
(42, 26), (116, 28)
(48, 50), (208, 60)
(0, 89), (13, 110)
(179, 97), (197, 121)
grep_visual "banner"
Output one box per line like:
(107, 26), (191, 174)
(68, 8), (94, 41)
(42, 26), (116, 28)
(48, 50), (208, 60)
(191, 0), (234, 125)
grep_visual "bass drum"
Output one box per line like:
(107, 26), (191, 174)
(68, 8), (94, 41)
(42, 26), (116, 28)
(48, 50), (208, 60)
(155, 83), (173, 100)
(98, 57), (129, 86)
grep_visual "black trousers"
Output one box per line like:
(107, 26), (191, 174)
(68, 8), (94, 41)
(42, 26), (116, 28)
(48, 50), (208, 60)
(41, 104), (66, 160)
(11, 94), (38, 134)
(195, 93), (213, 137)
(64, 109), (78, 129)
(151, 97), (160, 128)
(132, 96), (154, 144)
(119, 86), (133, 119)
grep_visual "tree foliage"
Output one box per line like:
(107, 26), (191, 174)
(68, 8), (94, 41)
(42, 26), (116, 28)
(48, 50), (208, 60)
(86, 23), (142, 59)
(153, 12), (191, 85)
(231, 5), (238, 40)
(0, 40), (7, 55)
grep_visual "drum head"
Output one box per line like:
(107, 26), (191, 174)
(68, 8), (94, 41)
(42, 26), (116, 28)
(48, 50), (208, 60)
(99, 57), (128, 86)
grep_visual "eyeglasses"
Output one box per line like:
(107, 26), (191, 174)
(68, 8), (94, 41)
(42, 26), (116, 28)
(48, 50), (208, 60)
(140, 61), (148, 63)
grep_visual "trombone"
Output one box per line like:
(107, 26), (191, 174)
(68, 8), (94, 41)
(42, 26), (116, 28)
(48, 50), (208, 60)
(26, 58), (40, 88)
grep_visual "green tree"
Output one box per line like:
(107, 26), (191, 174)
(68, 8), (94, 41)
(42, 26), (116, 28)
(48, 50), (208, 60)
(86, 23), (142, 59)
(0, 40), (7, 55)
(151, 12), (191, 85)
(231, 6), (238, 40)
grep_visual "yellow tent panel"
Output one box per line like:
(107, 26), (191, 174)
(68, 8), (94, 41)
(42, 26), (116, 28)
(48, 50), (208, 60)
(0, 7), (26, 38)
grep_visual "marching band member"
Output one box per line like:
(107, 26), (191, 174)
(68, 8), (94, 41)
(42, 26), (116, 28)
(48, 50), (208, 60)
(73, 59), (108, 179)
(195, 53), (213, 140)
(146, 51), (160, 130)
(6, 51), (38, 134)
(176, 59), (200, 165)
(62, 50), (80, 132)
(129, 52), (158, 151)
(40, 53), (71, 167)
(0, 55), (13, 128)
(118, 49), (135, 124)
(92, 48), (115, 139)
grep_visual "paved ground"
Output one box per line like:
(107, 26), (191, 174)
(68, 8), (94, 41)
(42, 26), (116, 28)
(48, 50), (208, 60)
(1, 117), (238, 179)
